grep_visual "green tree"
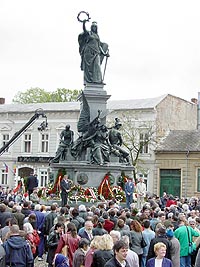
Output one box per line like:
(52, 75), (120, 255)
(12, 87), (81, 104)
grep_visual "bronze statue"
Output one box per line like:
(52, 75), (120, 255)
(51, 124), (74, 163)
(109, 118), (130, 163)
(77, 11), (109, 84)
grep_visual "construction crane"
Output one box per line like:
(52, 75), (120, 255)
(0, 108), (48, 156)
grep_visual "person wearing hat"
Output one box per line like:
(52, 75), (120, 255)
(125, 177), (134, 210)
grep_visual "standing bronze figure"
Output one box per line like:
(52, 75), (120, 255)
(77, 11), (109, 84)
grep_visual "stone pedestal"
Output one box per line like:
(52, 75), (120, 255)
(78, 83), (111, 124)
(51, 161), (134, 188)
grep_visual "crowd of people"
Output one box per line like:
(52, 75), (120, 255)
(1, 183), (200, 267)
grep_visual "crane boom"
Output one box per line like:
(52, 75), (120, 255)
(0, 109), (48, 156)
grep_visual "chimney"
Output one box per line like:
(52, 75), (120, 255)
(0, 98), (5, 104)
(191, 98), (198, 104)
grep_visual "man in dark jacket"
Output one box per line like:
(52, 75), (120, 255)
(60, 174), (71, 207)
(3, 224), (33, 267)
(105, 240), (130, 267)
(147, 226), (172, 261)
(27, 173), (38, 199)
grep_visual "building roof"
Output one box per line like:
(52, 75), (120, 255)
(156, 130), (200, 152)
(0, 94), (171, 113)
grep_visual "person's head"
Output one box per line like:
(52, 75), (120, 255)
(66, 222), (77, 237)
(154, 242), (167, 258)
(91, 21), (98, 33)
(23, 222), (34, 234)
(130, 220), (142, 232)
(98, 234), (114, 250)
(55, 223), (64, 234)
(90, 235), (102, 249)
(143, 219), (151, 229)
(79, 204), (86, 212)
(113, 240), (129, 263)
(78, 238), (90, 251)
(110, 230), (121, 244)
(63, 175), (69, 181)
(117, 218), (125, 229)
(34, 204), (41, 211)
(54, 253), (69, 267)
(84, 220), (93, 232)
(9, 225), (20, 235)
(189, 219), (196, 229)
(65, 125), (70, 131)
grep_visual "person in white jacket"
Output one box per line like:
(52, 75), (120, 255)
(136, 178), (146, 210)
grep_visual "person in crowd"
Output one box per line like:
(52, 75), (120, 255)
(23, 222), (40, 258)
(121, 235), (139, 267)
(21, 201), (32, 218)
(0, 203), (14, 229)
(30, 189), (40, 204)
(0, 217), (17, 242)
(72, 238), (90, 267)
(166, 227), (180, 267)
(141, 219), (156, 267)
(0, 244), (6, 267)
(3, 225), (34, 267)
(125, 177), (134, 210)
(109, 230), (121, 244)
(92, 234), (114, 267)
(60, 175), (71, 207)
(12, 205), (25, 230)
(174, 218), (199, 267)
(71, 208), (85, 232)
(102, 211), (115, 233)
(56, 222), (81, 267)
(54, 253), (69, 267)
(146, 242), (172, 267)
(34, 204), (45, 261)
(46, 222), (64, 267)
(78, 220), (94, 241)
(147, 226), (172, 261)
(85, 235), (101, 267)
(104, 239), (130, 267)
(93, 217), (108, 236)
(78, 204), (88, 221)
(44, 204), (58, 235)
(129, 219), (144, 266)
(27, 173), (38, 200)
(136, 178), (146, 210)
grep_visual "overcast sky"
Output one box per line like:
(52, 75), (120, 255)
(1, 0), (200, 104)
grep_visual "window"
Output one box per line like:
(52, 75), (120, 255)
(1, 170), (8, 185)
(41, 134), (49, 153)
(139, 133), (149, 154)
(40, 170), (48, 187)
(2, 134), (9, 152)
(24, 134), (31, 153)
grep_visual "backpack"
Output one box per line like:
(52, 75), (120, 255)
(32, 230), (40, 246)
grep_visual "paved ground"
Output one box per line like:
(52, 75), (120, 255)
(34, 255), (48, 267)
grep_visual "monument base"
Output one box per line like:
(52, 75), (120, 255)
(50, 161), (134, 188)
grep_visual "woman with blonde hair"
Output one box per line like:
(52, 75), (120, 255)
(146, 242), (172, 267)
(85, 235), (101, 267)
(130, 220), (144, 266)
(92, 234), (114, 267)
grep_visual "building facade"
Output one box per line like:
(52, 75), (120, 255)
(0, 94), (197, 196)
